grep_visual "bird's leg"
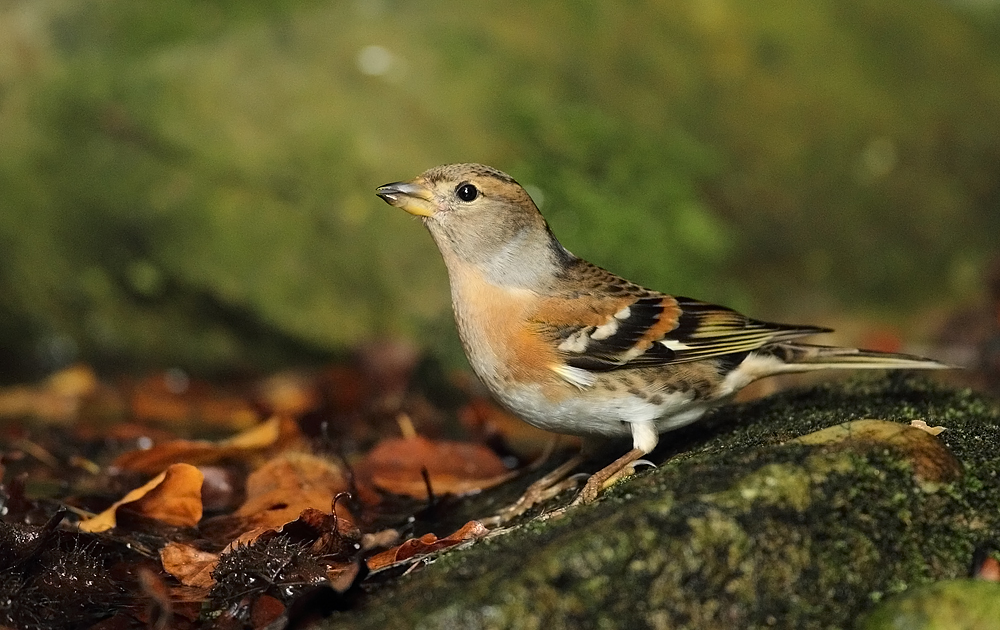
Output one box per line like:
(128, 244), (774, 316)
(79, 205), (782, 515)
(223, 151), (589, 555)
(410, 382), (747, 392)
(573, 420), (657, 504)
(483, 452), (587, 525)
(485, 423), (658, 523)
(572, 447), (647, 504)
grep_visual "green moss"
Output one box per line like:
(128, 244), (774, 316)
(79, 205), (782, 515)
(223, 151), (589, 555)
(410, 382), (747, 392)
(705, 457), (846, 513)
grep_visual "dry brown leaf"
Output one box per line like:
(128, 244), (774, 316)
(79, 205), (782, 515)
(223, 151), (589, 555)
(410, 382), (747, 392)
(160, 542), (220, 588)
(80, 463), (204, 532)
(275, 505), (360, 556)
(113, 416), (302, 474)
(113, 441), (221, 475)
(225, 503), (360, 554)
(366, 520), (489, 571)
(791, 419), (962, 483)
(255, 371), (323, 416)
(0, 365), (98, 423)
(230, 452), (351, 537)
(360, 435), (514, 499)
(129, 372), (258, 430)
(224, 525), (275, 550)
(910, 419), (947, 436)
(218, 416), (287, 449)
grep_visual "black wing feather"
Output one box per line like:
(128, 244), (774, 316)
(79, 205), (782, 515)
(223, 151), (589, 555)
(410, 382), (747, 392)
(561, 295), (829, 372)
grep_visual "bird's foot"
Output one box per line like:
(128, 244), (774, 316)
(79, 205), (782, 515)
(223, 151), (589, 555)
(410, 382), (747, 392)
(482, 454), (586, 526)
(571, 448), (649, 506)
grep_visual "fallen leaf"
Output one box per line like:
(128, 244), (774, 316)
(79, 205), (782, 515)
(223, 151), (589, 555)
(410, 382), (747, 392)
(129, 372), (258, 430)
(366, 520), (489, 571)
(910, 419), (946, 436)
(201, 453), (352, 545)
(79, 463), (204, 533)
(227, 502), (361, 555)
(274, 505), (361, 556)
(361, 529), (401, 552)
(255, 371), (323, 416)
(218, 416), (288, 449)
(160, 542), (220, 588)
(113, 441), (220, 476)
(113, 416), (302, 475)
(791, 419), (962, 483)
(0, 364), (99, 424)
(238, 453), (349, 518)
(359, 435), (514, 499)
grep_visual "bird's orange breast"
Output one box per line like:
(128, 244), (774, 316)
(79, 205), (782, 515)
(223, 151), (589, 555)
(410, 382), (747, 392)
(445, 264), (564, 393)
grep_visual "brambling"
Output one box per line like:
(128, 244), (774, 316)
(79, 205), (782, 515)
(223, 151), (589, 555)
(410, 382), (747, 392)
(376, 163), (948, 508)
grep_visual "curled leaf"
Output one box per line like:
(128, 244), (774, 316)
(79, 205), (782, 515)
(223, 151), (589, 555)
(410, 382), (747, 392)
(366, 520), (489, 572)
(160, 542), (219, 589)
(909, 419), (946, 436)
(80, 463), (204, 533)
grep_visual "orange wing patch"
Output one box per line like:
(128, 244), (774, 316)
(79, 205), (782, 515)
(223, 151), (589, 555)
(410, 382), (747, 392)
(532, 294), (638, 328)
(536, 293), (683, 371)
(628, 296), (681, 356)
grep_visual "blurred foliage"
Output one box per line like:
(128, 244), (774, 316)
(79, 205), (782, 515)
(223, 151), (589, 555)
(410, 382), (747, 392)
(0, 0), (999, 379)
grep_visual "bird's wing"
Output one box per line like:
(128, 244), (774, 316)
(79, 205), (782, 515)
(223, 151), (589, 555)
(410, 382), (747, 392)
(534, 266), (829, 373)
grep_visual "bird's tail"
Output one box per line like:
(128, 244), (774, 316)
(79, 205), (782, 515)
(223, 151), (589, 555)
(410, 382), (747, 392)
(758, 343), (951, 374)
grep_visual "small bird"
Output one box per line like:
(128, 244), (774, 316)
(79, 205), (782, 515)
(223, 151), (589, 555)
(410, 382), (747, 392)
(376, 163), (947, 508)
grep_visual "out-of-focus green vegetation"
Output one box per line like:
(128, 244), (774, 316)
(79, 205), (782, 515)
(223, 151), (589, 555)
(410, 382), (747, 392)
(1, 0), (998, 379)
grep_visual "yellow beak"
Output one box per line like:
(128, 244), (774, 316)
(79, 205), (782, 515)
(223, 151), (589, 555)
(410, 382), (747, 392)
(375, 181), (436, 217)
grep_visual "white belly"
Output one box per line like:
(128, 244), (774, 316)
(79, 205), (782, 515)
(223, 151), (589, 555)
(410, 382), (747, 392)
(492, 383), (712, 440)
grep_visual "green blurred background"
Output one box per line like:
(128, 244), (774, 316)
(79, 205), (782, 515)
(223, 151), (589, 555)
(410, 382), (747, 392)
(1, 0), (999, 382)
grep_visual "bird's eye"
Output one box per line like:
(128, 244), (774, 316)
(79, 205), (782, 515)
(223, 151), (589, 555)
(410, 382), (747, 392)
(456, 183), (479, 202)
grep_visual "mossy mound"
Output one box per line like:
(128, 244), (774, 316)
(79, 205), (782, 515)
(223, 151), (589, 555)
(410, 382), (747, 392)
(330, 375), (1000, 629)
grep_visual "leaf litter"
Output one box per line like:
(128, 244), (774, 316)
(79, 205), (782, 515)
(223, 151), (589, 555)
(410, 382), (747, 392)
(0, 346), (563, 629)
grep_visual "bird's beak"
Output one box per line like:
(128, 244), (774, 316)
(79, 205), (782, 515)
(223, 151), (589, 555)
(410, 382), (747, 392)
(375, 181), (436, 217)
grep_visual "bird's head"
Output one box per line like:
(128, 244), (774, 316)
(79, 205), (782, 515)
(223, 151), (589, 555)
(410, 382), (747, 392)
(377, 163), (574, 284)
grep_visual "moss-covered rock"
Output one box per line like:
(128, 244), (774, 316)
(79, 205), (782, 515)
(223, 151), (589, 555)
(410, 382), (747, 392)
(329, 376), (1000, 629)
